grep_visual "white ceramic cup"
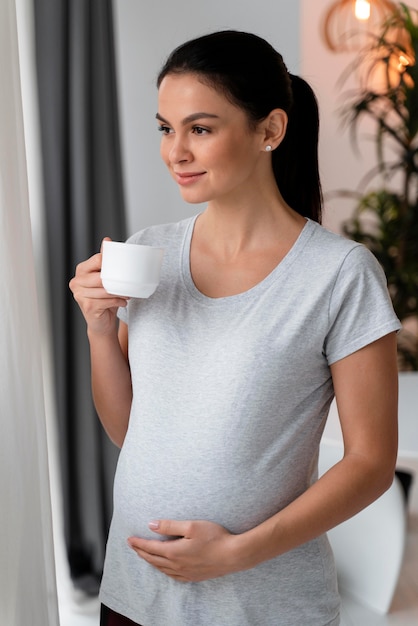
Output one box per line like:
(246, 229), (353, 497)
(101, 240), (164, 298)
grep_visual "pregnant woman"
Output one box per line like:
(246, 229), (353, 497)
(70, 30), (400, 626)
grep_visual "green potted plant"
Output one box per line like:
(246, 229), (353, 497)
(338, 2), (418, 371)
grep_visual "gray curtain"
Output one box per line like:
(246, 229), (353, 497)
(33, 0), (126, 594)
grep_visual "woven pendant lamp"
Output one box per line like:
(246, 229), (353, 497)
(322, 0), (398, 52)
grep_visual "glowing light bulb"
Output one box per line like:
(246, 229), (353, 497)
(397, 55), (410, 72)
(355, 0), (371, 21)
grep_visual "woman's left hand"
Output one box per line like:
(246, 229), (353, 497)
(128, 519), (242, 582)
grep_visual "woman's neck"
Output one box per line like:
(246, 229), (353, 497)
(196, 194), (305, 261)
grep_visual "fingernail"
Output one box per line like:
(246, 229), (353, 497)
(149, 520), (160, 530)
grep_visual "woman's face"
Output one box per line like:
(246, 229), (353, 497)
(157, 73), (268, 206)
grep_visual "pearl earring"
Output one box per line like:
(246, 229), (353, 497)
(265, 145), (272, 152)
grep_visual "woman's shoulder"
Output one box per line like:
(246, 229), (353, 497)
(306, 220), (375, 265)
(126, 214), (197, 247)
(307, 220), (358, 250)
(297, 220), (388, 289)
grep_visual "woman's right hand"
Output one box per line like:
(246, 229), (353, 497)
(69, 238), (129, 337)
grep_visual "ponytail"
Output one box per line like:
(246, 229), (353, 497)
(272, 75), (322, 224)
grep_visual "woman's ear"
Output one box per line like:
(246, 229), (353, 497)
(262, 109), (288, 151)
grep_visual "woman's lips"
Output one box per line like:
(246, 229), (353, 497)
(174, 171), (206, 185)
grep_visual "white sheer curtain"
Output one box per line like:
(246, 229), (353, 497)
(0, 0), (59, 623)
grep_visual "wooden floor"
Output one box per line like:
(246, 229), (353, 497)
(58, 514), (418, 626)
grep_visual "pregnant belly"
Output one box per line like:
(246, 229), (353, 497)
(112, 427), (304, 541)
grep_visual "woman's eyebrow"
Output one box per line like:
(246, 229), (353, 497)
(155, 112), (220, 125)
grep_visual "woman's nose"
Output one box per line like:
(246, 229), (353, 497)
(168, 134), (191, 164)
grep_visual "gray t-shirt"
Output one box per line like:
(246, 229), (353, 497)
(100, 216), (400, 626)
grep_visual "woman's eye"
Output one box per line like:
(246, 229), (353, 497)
(157, 125), (172, 135)
(192, 126), (209, 135)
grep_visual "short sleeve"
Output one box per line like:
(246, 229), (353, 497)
(117, 305), (128, 324)
(324, 245), (401, 365)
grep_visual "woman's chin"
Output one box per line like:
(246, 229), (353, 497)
(178, 188), (209, 205)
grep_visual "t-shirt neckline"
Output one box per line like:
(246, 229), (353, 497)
(181, 214), (316, 305)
